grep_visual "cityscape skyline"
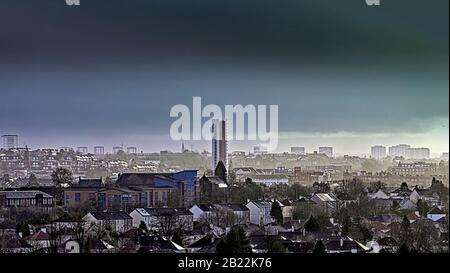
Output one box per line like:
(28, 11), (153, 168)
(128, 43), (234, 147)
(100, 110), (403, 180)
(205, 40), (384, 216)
(0, 132), (446, 159)
(0, 0), (448, 156)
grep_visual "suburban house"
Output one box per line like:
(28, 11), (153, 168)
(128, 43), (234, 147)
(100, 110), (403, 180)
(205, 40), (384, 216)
(215, 203), (250, 225)
(24, 229), (50, 251)
(190, 204), (216, 222)
(0, 190), (54, 211)
(427, 207), (446, 222)
(137, 235), (186, 253)
(246, 200), (274, 226)
(310, 193), (338, 214)
(278, 199), (295, 222)
(129, 207), (194, 232)
(53, 213), (86, 230)
(83, 211), (132, 233)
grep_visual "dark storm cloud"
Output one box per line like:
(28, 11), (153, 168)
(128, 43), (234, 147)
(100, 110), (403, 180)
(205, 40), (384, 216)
(0, 0), (448, 143)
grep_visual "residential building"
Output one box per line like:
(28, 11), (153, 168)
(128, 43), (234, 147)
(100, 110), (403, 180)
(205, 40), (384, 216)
(190, 204), (216, 222)
(388, 144), (411, 157)
(390, 162), (437, 176)
(246, 200), (273, 226)
(127, 147), (137, 154)
(93, 146), (105, 155)
(405, 148), (430, 159)
(246, 174), (289, 187)
(311, 193), (338, 214)
(77, 147), (88, 154)
(83, 211), (133, 233)
(0, 190), (54, 211)
(290, 146), (305, 155)
(1, 135), (18, 150)
(211, 119), (228, 170)
(427, 207), (446, 222)
(371, 145), (386, 160)
(113, 146), (124, 154)
(318, 147), (333, 158)
(130, 207), (194, 232)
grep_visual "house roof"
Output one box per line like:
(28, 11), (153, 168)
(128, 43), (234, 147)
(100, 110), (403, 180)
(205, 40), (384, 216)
(137, 235), (183, 252)
(247, 200), (272, 208)
(377, 237), (397, 247)
(194, 204), (216, 212)
(78, 178), (103, 187)
(55, 213), (85, 223)
(325, 238), (364, 252)
(216, 203), (250, 212)
(136, 207), (193, 217)
(283, 241), (315, 253)
(204, 176), (228, 188)
(188, 234), (218, 248)
(313, 193), (336, 202)
(25, 230), (49, 241)
(0, 190), (53, 199)
(428, 207), (445, 215)
(88, 211), (132, 220)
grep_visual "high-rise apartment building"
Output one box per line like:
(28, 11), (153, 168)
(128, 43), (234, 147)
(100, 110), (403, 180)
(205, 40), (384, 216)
(1, 135), (18, 150)
(211, 119), (228, 171)
(291, 146), (306, 155)
(318, 146), (333, 158)
(94, 146), (105, 155)
(388, 144), (411, 157)
(371, 145), (386, 160)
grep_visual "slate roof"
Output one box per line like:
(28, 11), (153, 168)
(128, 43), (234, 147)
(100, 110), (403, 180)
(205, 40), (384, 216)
(78, 178), (103, 187)
(216, 203), (250, 211)
(428, 207), (445, 215)
(25, 230), (49, 241)
(89, 211), (132, 220)
(283, 241), (315, 253)
(137, 235), (183, 253)
(325, 238), (365, 252)
(136, 207), (193, 217)
(0, 190), (52, 199)
(54, 213), (85, 223)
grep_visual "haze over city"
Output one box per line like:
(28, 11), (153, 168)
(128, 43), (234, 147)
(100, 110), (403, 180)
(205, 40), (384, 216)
(0, 0), (448, 155)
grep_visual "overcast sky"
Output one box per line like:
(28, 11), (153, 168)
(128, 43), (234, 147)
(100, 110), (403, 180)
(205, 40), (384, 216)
(0, 0), (448, 155)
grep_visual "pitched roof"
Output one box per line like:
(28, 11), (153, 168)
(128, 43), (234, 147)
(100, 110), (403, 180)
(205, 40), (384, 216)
(88, 211), (132, 220)
(55, 213), (85, 223)
(377, 236), (397, 246)
(137, 235), (183, 252)
(136, 207), (193, 217)
(78, 178), (103, 187)
(204, 176), (228, 188)
(25, 230), (49, 241)
(216, 203), (249, 211)
(428, 207), (445, 215)
(313, 193), (336, 202)
(194, 204), (216, 212)
(0, 190), (53, 199)
(325, 238), (364, 252)
(283, 241), (315, 253)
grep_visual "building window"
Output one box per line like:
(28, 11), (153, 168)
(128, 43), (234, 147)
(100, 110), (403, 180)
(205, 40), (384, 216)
(75, 192), (81, 203)
(162, 192), (167, 207)
(154, 192), (159, 206)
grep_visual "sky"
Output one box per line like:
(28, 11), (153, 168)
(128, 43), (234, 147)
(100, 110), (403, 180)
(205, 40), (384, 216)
(0, 0), (448, 155)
